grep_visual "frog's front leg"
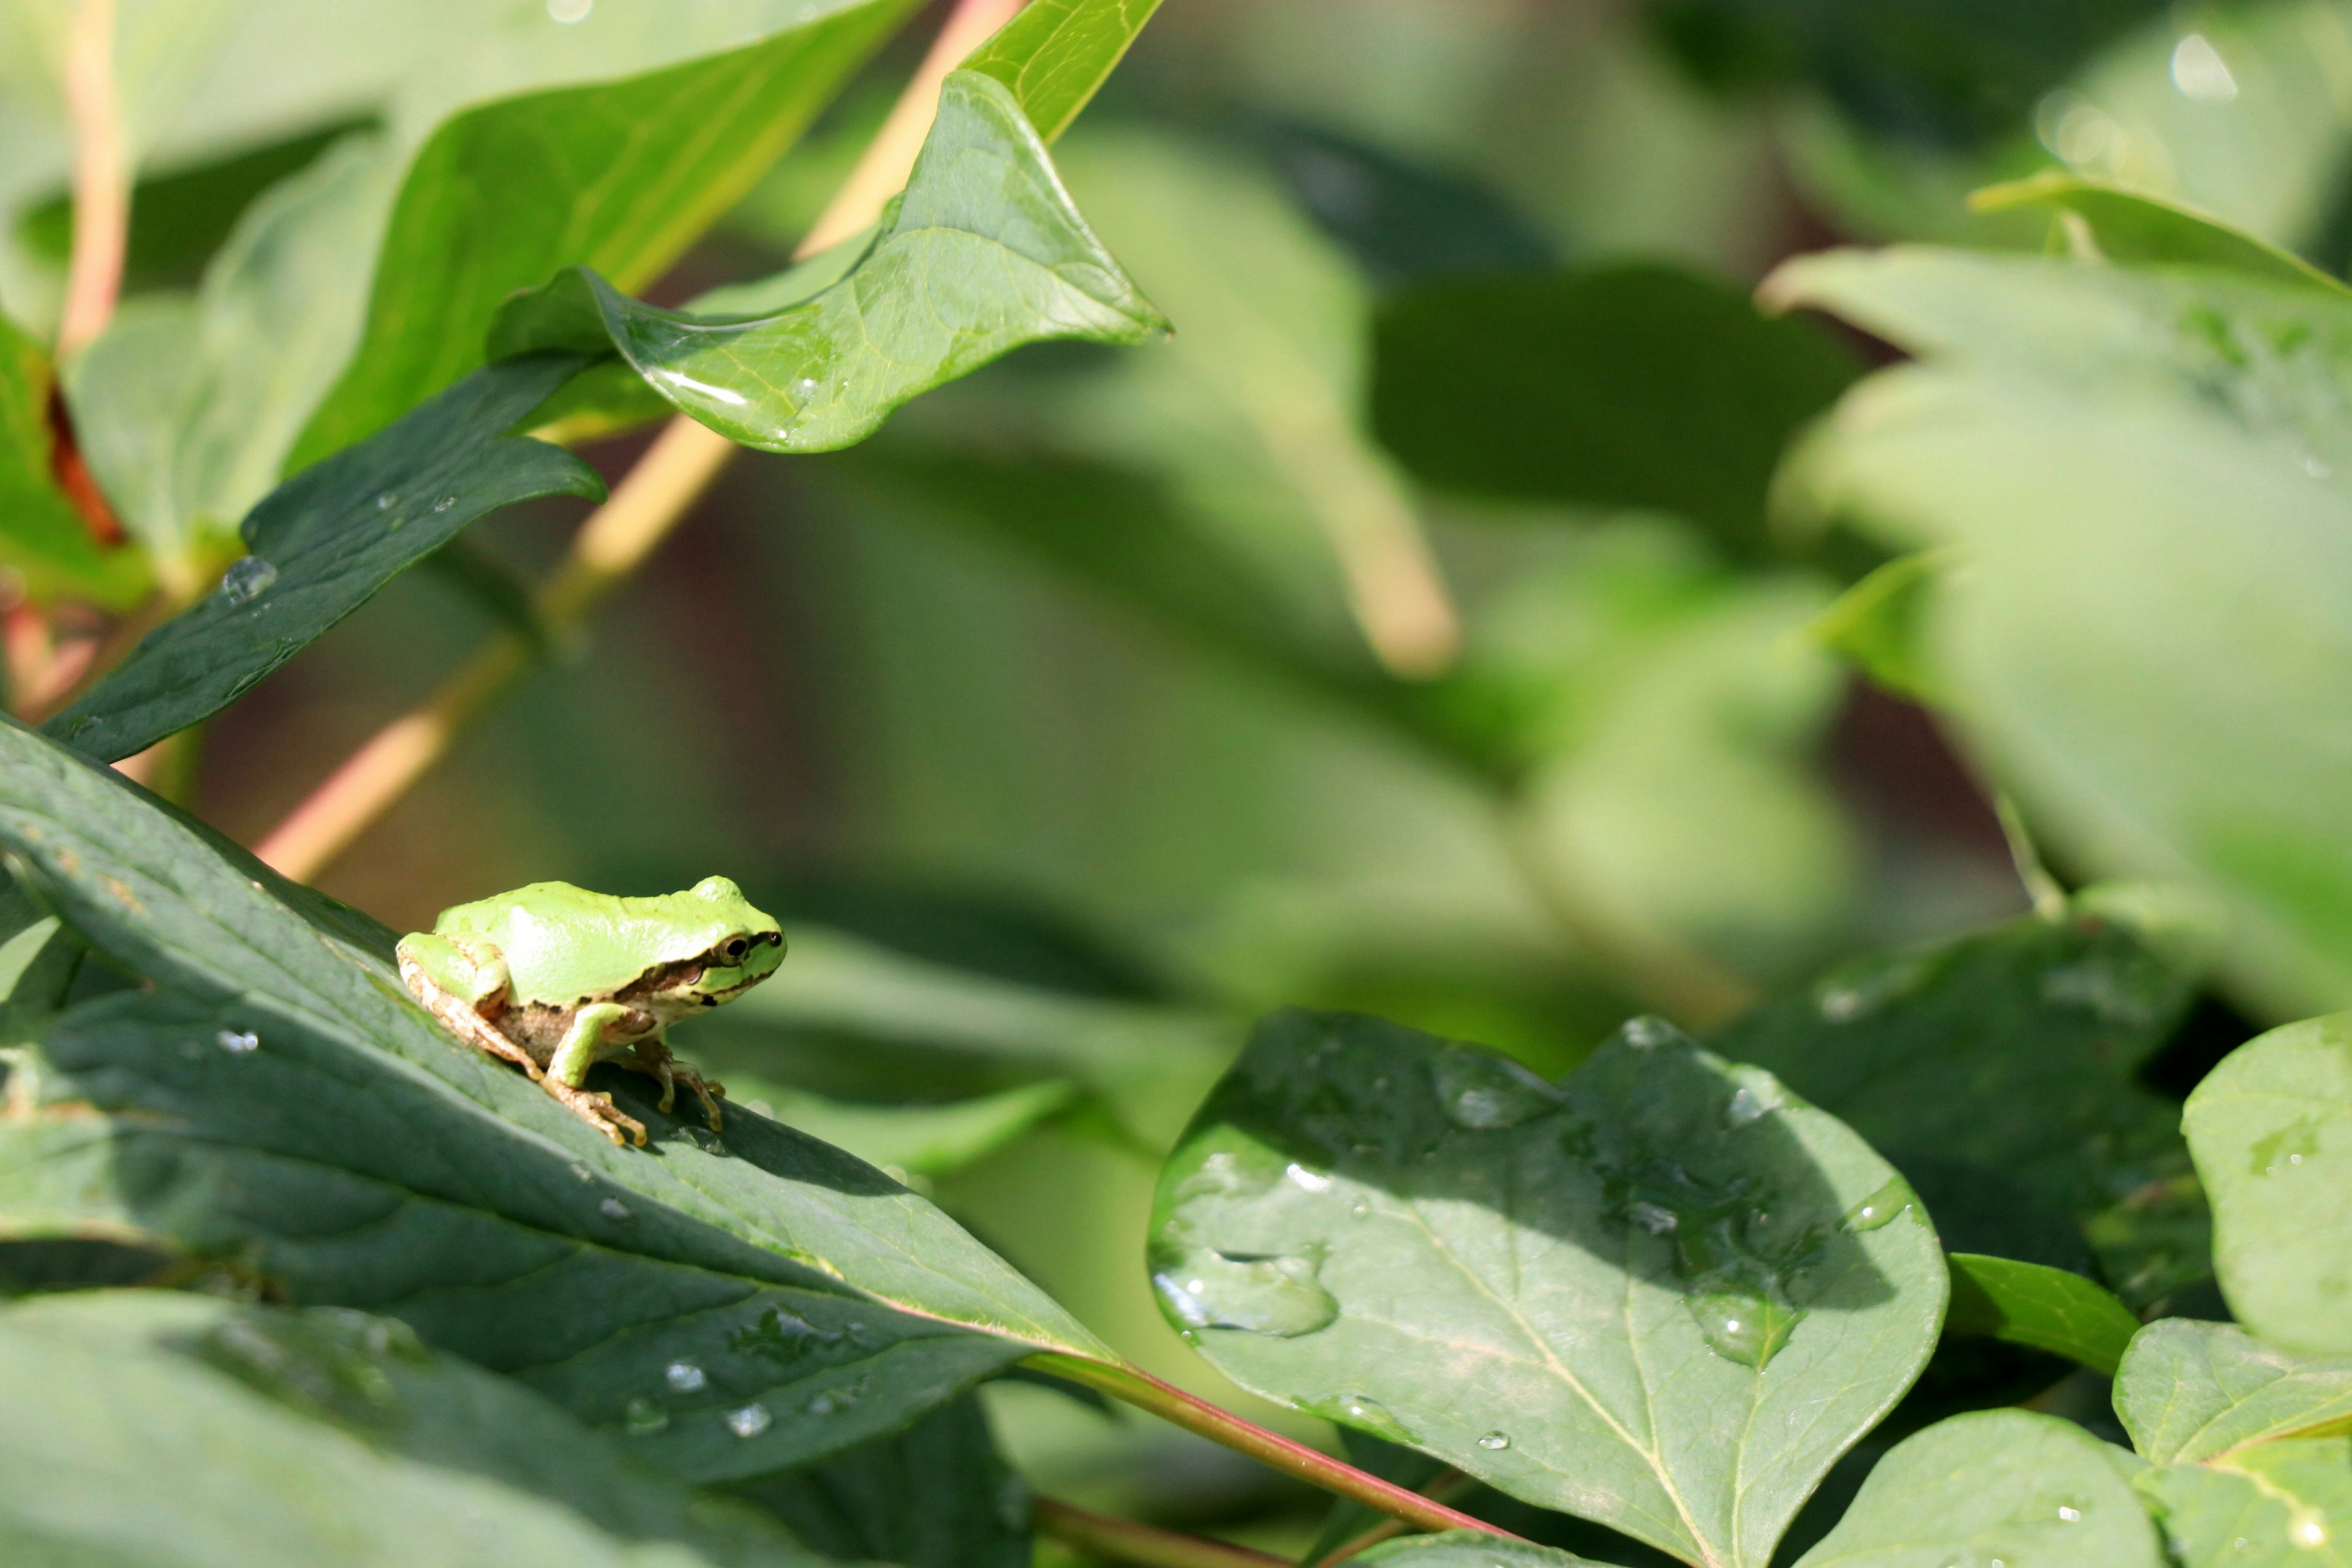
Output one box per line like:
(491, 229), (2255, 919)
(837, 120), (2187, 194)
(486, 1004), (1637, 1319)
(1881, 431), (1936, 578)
(546, 1003), (648, 1148)
(622, 1038), (726, 1132)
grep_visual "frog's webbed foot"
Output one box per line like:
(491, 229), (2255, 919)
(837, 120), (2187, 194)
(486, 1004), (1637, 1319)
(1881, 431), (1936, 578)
(624, 1040), (726, 1132)
(541, 1076), (646, 1147)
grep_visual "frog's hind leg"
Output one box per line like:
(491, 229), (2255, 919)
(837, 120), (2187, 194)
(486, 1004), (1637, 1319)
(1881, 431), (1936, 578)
(396, 939), (541, 1082)
(622, 1039), (727, 1133)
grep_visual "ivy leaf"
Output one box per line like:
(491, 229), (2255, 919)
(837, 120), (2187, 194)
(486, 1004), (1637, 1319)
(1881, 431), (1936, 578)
(1789, 1409), (2163, 1568)
(734, 1395), (1031, 1568)
(489, 70), (1167, 454)
(0, 715), (1113, 1476)
(1150, 1009), (1945, 1568)
(0, 309), (147, 610)
(2184, 1017), (2352, 1355)
(2134, 1439), (2352, 1567)
(1707, 905), (2201, 1304)
(2115, 1318), (2352, 1465)
(43, 353), (603, 766)
(288, 0), (918, 467)
(1943, 1254), (2141, 1377)
(0, 1291), (824, 1567)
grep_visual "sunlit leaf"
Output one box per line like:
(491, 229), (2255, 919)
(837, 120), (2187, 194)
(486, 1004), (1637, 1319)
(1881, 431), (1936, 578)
(2115, 1318), (2352, 1465)
(1943, 1253), (2141, 1376)
(1152, 1009), (1945, 1568)
(1971, 175), (2351, 296)
(962, 0), (1166, 145)
(2135, 1439), (2352, 1568)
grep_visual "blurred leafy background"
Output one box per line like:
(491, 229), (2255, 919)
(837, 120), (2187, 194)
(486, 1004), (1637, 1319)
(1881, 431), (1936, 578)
(12, 0), (2352, 1553)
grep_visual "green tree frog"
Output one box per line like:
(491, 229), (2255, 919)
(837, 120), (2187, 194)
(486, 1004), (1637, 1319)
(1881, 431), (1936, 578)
(396, 876), (785, 1147)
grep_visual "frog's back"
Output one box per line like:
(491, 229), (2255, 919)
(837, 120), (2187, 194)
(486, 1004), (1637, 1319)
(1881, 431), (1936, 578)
(431, 880), (771, 1002)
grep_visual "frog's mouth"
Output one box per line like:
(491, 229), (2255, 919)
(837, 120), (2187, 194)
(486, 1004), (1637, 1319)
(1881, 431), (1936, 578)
(688, 932), (786, 1001)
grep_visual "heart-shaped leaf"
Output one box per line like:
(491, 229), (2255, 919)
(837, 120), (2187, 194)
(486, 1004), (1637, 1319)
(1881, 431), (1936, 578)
(1150, 1009), (1945, 1568)
(1790, 1409), (2163, 1568)
(2116, 1319), (2352, 1465)
(2184, 1016), (2352, 1355)
(0, 715), (1110, 1477)
(489, 69), (1166, 454)
(45, 353), (602, 765)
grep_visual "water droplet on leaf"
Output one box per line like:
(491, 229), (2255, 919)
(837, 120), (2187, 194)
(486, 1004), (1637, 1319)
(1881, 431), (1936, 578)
(218, 557), (277, 605)
(568, 1163), (594, 1183)
(1621, 1017), (1678, 1049)
(665, 1361), (705, 1393)
(1689, 1287), (1804, 1369)
(1431, 1046), (1561, 1130)
(1843, 1178), (1912, 1232)
(600, 1197), (632, 1221)
(1476, 1431), (1510, 1450)
(1285, 1163), (1332, 1193)
(2057, 1506), (2082, 1523)
(724, 1402), (771, 1438)
(1628, 1201), (1679, 1235)
(1153, 1247), (1338, 1337)
(375, 491), (397, 510)
(624, 1396), (668, 1435)
(215, 1029), (259, 1054)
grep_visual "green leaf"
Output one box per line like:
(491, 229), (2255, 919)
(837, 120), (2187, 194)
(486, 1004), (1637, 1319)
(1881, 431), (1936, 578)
(1368, 264), (1858, 557)
(2115, 1318), (2352, 1465)
(0, 715), (1115, 1476)
(1151, 1009), (1947, 1568)
(0, 309), (146, 610)
(1943, 1253), (2141, 1377)
(1764, 246), (2352, 1017)
(0, 1290), (823, 1567)
(1790, 1409), (2163, 1568)
(45, 353), (603, 765)
(2135, 1439), (2352, 1567)
(733, 1394), (1030, 1568)
(1706, 905), (2199, 1300)
(720, 1079), (1077, 1179)
(1970, 175), (2351, 298)
(1806, 551), (1944, 704)
(489, 70), (1167, 454)
(1354, 1536), (1618, 1568)
(2184, 1016), (2352, 1356)
(288, 0), (916, 468)
(961, 0), (1166, 144)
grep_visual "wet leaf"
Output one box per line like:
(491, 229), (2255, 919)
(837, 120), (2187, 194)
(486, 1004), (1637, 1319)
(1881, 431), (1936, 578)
(0, 1291), (823, 1567)
(489, 70), (1166, 454)
(2115, 1318), (2352, 1466)
(1151, 1009), (1945, 1568)
(1790, 1409), (2163, 1568)
(289, 0), (917, 467)
(1943, 1253), (2141, 1376)
(2135, 1439), (2352, 1568)
(0, 715), (1114, 1478)
(2184, 1016), (2352, 1355)
(45, 353), (603, 765)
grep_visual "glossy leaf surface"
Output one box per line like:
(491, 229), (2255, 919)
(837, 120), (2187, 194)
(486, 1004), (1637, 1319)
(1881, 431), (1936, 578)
(962, 0), (1167, 144)
(0, 717), (1112, 1477)
(2135, 1439), (2352, 1568)
(0, 1291), (823, 1567)
(1152, 1009), (1945, 1568)
(2116, 1318), (2352, 1465)
(1943, 1253), (2140, 1377)
(290, 0), (915, 466)
(45, 354), (603, 765)
(491, 71), (1166, 454)
(1790, 1409), (2162, 1568)
(2184, 1016), (2352, 1355)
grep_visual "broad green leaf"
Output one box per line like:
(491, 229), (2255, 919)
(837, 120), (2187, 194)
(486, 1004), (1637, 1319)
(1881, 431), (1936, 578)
(45, 353), (603, 765)
(2135, 1439), (2352, 1567)
(63, 131), (404, 579)
(1806, 552), (1943, 704)
(0, 307), (146, 609)
(697, 924), (1237, 1150)
(1943, 1253), (2141, 1377)
(489, 70), (1166, 454)
(0, 1290), (822, 1568)
(1151, 1009), (1946, 1568)
(1355, 1536), (1616, 1568)
(1706, 905), (2198, 1300)
(1790, 1409), (2162, 1568)
(1765, 246), (2352, 1016)
(961, 0), (1165, 145)
(0, 715), (1115, 1477)
(721, 1079), (1077, 1179)
(288, 0), (916, 467)
(1369, 265), (1858, 557)
(2115, 1319), (2352, 1465)
(734, 1395), (1030, 1568)
(2184, 1016), (2352, 1355)
(1970, 175), (2350, 298)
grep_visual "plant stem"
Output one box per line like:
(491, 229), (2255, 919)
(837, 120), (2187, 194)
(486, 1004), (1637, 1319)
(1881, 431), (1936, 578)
(58, 0), (127, 359)
(252, 0), (1019, 883)
(1025, 1354), (1518, 1542)
(1032, 1499), (1289, 1568)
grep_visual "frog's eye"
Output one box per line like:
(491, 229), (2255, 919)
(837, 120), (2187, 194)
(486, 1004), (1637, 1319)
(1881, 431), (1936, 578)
(724, 938), (748, 961)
